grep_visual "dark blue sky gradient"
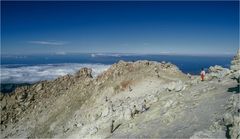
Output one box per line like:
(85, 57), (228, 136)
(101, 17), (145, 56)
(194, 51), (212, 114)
(1, 1), (239, 55)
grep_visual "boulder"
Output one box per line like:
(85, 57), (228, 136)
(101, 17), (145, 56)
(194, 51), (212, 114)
(167, 82), (176, 91)
(76, 68), (93, 78)
(208, 65), (231, 78)
(88, 127), (98, 135)
(175, 81), (185, 92)
(166, 81), (185, 92)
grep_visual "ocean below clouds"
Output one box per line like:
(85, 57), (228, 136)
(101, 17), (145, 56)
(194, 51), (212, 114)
(1, 54), (233, 84)
(1, 63), (110, 84)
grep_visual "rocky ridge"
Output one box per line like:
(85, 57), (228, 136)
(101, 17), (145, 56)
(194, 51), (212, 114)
(231, 49), (240, 72)
(0, 51), (239, 138)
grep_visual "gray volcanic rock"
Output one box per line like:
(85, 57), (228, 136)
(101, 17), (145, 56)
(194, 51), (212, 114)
(190, 130), (226, 139)
(0, 59), (239, 139)
(222, 94), (240, 139)
(231, 49), (240, 71)
(230, 49), (240, 83)
(208, 65), (231, 79)
(166, 80), (185, 92)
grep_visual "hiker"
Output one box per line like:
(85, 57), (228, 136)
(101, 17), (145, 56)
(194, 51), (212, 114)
(200, 68), (205, 81)
(131, 105), (139, 118)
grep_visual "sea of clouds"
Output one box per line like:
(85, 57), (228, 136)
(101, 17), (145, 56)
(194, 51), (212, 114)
(1, 63), (110, 84)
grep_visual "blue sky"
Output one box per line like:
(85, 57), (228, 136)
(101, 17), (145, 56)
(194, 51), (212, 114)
(1, 1), (239, 55)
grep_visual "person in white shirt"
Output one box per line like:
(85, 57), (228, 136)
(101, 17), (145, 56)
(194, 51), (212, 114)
(200, 68), (206, 81)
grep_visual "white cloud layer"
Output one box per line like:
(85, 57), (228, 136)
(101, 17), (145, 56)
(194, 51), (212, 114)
(1, 63), (110, 83)
(28, 41), (66, 45)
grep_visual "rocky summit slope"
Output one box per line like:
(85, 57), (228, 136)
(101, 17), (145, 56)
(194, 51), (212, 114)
(1, 51), (240, 139)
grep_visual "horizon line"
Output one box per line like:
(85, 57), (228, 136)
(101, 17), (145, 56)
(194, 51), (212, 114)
(1, 52), (235, 57)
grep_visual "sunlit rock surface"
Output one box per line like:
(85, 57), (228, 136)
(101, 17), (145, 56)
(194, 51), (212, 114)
(1, 52), (239, 138)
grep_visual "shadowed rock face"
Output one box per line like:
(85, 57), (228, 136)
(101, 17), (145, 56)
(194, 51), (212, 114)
(0, 83), (31, 94)
(0, 59), (239, 139)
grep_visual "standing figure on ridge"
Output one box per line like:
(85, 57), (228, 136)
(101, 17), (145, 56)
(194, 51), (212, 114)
(200, 68), (206, 81)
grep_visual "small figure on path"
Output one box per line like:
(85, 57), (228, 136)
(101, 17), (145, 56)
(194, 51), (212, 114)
(200, 68), (206, 81)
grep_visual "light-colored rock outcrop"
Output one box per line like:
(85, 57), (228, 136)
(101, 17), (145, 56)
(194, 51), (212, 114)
(230, 49), (240, 83)
(166, 80), (186, 92)
(231, 49), (240, 71)
(189, 50), (240, 139)
(208, 65), (231, 79)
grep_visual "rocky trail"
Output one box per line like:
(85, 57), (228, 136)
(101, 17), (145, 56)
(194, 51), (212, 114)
(1, 50), (239, 138)
(105, 75), (238, 138)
